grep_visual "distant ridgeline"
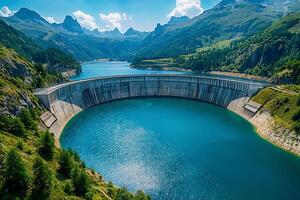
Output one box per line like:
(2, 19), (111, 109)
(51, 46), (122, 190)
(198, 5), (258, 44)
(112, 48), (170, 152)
(0, 15), (149, 200)
(132, 0), (300, 84)
(1, 8), (149, 61)
(170, 13), (300, 84)
(0, 19), (81, 76)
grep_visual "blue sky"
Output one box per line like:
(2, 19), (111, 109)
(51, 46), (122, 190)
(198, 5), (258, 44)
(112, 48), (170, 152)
(0, 0), (220, 32)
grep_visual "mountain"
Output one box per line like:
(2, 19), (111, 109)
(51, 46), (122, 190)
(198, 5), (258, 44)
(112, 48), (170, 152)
(103, 28), (122, 37)
(0, 19), (80, 75)
(134, 0), (300, 62)
(2, 8), (147, 61)
(167, 16), (190, 26)
(61, 15), (83, 34)
(124, 28), (149, 39)
(86, 28), (122, 38)
(170, 13), (300, 83)
(0, 17), (150, 200)
(0, 19), (41, 59)
(14, 7), (48, 22)
(2, 8), (54, 38)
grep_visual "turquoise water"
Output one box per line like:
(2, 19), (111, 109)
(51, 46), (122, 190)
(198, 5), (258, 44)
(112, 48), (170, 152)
(70, 61), (267, 84)
(61, 98), (300, 200)
(70, 61), (189, 80)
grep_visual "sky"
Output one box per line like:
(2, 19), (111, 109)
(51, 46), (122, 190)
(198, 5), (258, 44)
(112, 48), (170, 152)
(0, 0), (220, 32)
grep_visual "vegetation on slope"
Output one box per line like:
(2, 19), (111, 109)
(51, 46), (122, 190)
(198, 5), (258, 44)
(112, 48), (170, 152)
(252, 87), (300, 133)
(2, 8), (146, 61)
(0, 111), (151, 199)
(0, 19), (81, 74)
(133, 0), (300, 61)
(0, 16), (150, 200)
(147, 13), (300, 84)
(0, 76), (150, 199)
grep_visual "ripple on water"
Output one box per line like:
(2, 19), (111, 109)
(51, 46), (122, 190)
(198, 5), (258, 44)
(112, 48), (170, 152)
(61, 98), (300, 200)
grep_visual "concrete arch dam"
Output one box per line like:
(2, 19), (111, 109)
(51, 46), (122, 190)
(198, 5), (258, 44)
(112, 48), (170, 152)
(35, 75), (268, 139)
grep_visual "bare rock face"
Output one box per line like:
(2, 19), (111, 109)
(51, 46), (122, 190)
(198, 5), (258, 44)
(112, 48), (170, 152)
(1, 61), (31, 78)
(0, 48), (35, 115)
(0, 47), (34, 79)
(250, 110), (300, 155)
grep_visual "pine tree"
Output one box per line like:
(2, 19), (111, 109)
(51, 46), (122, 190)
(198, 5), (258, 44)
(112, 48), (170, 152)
(31, 156), (53, 200)
(133, 190), (151, 200)
(1, 148), (29, 198)
(72, 166), (91, 197)
(115, 188), (134, 200)
(59, 149), (75, 178)
(0, 115), (26, 136)
(19, 108), (37, 131)
(39, 131), (55, 160)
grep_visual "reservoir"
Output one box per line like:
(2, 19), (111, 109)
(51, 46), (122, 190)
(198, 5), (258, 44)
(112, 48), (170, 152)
(61, 98), (300, 200)
(70, 61), (189, 80)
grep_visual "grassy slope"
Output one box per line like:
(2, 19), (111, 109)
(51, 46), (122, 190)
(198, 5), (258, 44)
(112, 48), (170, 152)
(133, 39), (234, 68)
(0, 19), (80, 73)
(137, 13), (300, 84)
(0, 32), (150, 200)
(0, 66), (150, 200)
(0, 130), (122, 200)
(134, 0), (293, 61)
(252, 87), (300, 131)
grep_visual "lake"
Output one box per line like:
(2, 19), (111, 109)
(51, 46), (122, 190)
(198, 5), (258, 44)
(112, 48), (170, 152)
(61, 61), (300, 199)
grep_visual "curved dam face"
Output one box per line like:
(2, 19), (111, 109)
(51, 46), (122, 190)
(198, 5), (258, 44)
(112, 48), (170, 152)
(35, 75), (267, 138)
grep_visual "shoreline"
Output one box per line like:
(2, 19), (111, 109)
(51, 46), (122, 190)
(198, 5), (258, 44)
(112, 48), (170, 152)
(254, 124), (300, 158)
(131, 65), (270, 81)
(208, 71), (270, 82)
(231, 107), (300, 157)
(130, 65), (193, 72)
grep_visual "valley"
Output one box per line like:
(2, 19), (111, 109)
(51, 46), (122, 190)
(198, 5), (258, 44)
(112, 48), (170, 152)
(0, 0), (299, 199)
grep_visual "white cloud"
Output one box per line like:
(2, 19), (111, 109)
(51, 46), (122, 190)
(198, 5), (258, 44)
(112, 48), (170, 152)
(0, 6), (16, 17)
(167, 0), (204, 18)
(99, 12), (131, 31)
(73, 10), (98, 30)
(43, 16), (57, 24)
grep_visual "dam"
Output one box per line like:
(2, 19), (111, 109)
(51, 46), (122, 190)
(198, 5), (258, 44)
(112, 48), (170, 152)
(36, 74), (300, 200)
(35, 74), (267, 139)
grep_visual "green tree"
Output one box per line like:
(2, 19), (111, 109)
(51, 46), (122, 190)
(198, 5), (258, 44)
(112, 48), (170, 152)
(115, 188), (134, 200)
(72, 166), (91, 197)
(19, 108), (37, 131)
(133, 190), (151, 200)
(107, 181), (116, 198)
(0, 115), (26, 136)
(59, 149), (75, 178)
(34, 75), (45, 88)
(31, 156), (53, 200)
(39, 131), (55, 160)
(295, 122), (300, 134)
(34, 63), (47, 78)
(292, 108), (300, 121)
(1, 148), (29, 199)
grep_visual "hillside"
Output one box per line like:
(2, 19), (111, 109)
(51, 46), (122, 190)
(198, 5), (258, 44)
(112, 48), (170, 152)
(133, 0), (300, 62)
(166, 13), (300, 84)
(0, 19), (81, 75)
(2, 8), (148, 61)
(252, 86), (300, 133)
(0, 15), (150, 200)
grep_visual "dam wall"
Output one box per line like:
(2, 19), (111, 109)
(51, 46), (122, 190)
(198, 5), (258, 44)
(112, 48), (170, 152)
(35, 75), (266, 139)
